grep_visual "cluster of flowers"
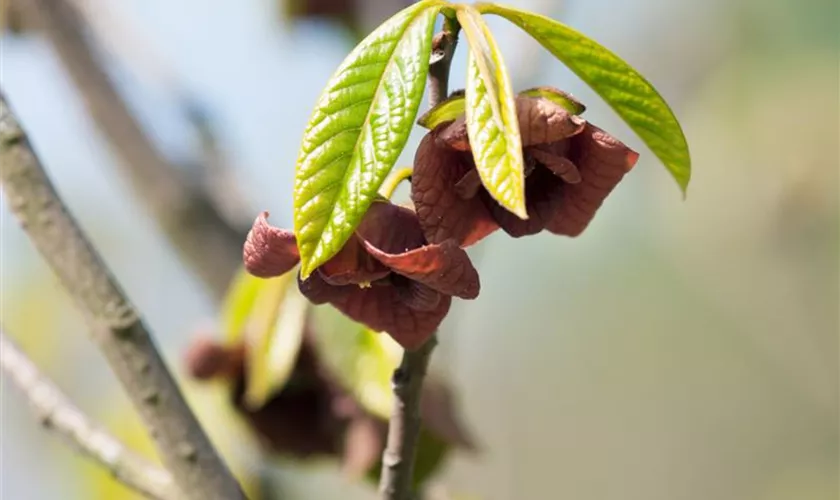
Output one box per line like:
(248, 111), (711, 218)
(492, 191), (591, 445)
(244, 89), (639, 349)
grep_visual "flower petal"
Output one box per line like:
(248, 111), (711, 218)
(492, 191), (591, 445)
(516, 95), (586, 146)
(546, 124), (639, 236)
(238, 355), (341, 458)
(318, 236), (390, 286)
(184, 337), (245, 381)
(529, 147), (581, 184)
(243, 212), (300, 278)
(395, 278), (443, 311)
(298, 272), (450, 350)
(411, 132), (499, 246)
(483, 166), (564, 237)
(363, 239), (480, 299)
(354, 200), (427, 254)
(454, 169), (483, 199)
(435, 95), (586, 151)
(298, 271), (353, 305)
(435, 117), (470, 151)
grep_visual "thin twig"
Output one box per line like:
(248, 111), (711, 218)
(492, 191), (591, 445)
(11, 0), (247, 301)
(379, 337), (439, 500)
(0, 329), (177, 500)
(0, 92), (245, 499)
(378, 16), (459, 500)
(426, 18), (459, 113)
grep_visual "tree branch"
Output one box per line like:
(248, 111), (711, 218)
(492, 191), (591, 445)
(426, 18), (459, 112)
(0, 92), (245, 499)
(378, 18), (459, 500)
(379, 337), (439, 500)
(0, 329), (177, 500)
(11, 0), (247, 301)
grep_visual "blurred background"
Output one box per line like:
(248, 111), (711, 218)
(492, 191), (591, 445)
(1, 0), (837, 498)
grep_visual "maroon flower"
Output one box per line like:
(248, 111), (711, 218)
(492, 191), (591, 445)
(183, 334), (477, 478)
(242, 199), (480, 349)
(411, 89), (640, 246)
(185, 334), (346, 458)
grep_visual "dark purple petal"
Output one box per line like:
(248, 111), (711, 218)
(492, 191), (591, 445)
(453, 169), (482, 199)
(546, 124), (639, 236)
(318, 236), (390, 286)
(436, 117), (470, 151)
(436, 95), (586, 151)
(299, 272), (450, 350)
(483, 166), (564, 238)
(529, 146), (581, 184)
(238, 341), (340, 457)
(354, 200), (427, 254)
(411, 132), (499, 247)
(395, 279), (443, 311)
(363, 239), (480, 300)
(243, 212), (300, 278)
(184, 337), (245, 381)
(298, 271), (353, 305)
(515, 95), (586, 146)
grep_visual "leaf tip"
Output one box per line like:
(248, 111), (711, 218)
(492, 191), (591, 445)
(299, 261), (315, 281)
(508, 199), (529, 220)
(679, 180), (690, 200)
(675, 162), (691, 199)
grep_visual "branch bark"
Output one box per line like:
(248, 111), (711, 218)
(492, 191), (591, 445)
(0, 329), (177, 500)
(0, 92), (245, 500)
(378, 337), (439, 500)
(11, 0), (247, 301)
(378, 18), (459, 500)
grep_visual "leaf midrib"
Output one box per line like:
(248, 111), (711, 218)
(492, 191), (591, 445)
(305, 6), (434, 273)
(478, 3), (691, 187)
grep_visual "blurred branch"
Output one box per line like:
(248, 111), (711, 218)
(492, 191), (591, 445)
(379, 20), (458, 500)
(0, 329), (177, 500)
(11, 0), (247, 301)
(185, 103), (255, 230)
(0, 91), (245, 500)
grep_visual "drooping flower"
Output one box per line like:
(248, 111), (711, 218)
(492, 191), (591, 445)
(411, 88), (640, 247)
(242, 199), (480, 349)
(183, 333), (477, 478)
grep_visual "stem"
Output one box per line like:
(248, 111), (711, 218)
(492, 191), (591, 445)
(427, 17), (460, 109)
(0, 92), (245, 500)
(379, 167), (414, 200)
(0, 329), (177, 500)
(378, 18), (460, 500)
(379, 337), (438, 500)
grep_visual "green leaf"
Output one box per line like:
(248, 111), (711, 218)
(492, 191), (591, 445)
(221, 267), (267, 345)
(456, 5), (527, 219)
(477, 2), (692, 193)
(518, 86), (586, 114)
(417, 90), (466, 129)
(309, 305), (402, 419)
(293, 1), (442, 278)
(242, 271), (308, 410)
